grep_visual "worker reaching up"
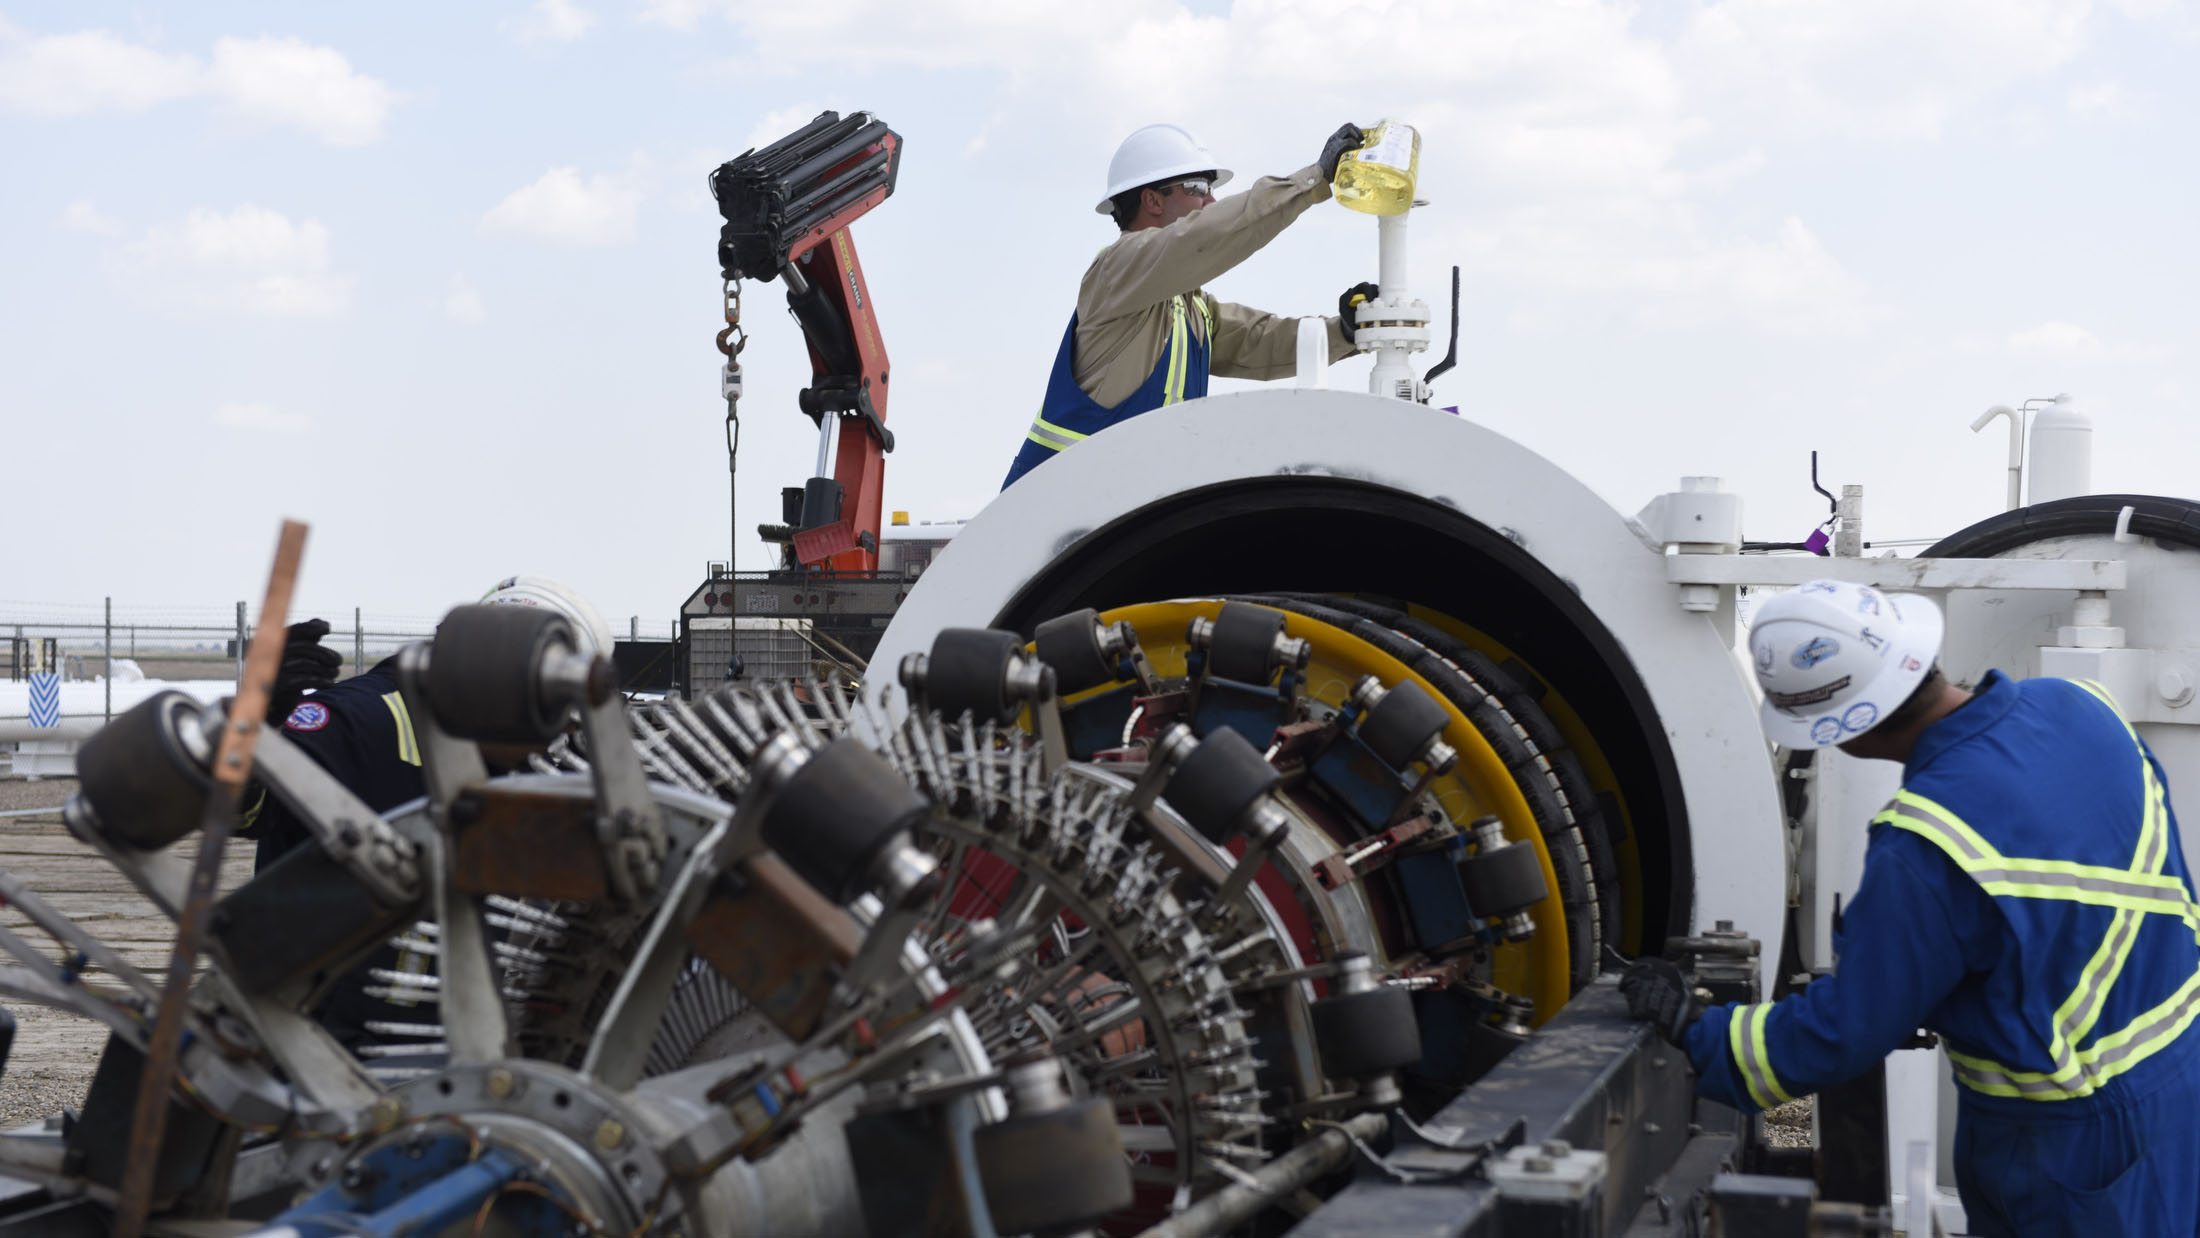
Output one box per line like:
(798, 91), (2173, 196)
(1622, 580), (2200, 1236)
(1001, 122), (1374, 489)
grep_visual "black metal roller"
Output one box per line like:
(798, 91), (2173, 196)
(1358, 680), (1449, 770)
(1032, 609), (1115, 695)
(74, 691), (212, 850)
(1312, 985), (1422, 1078)
(1163, 728), (1281, 844)
(1459, 841), (1549, 918)
(925, 628), (1025, 725)
(973, 1097), (1134, 1235)
(1206, 601), (1285, 684)
(761, 738), (928, 903)
(425, 604), (576, 744)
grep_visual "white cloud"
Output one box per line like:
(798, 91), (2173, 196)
(482, 165), (645, 247)
(2002, 319), (2165, 362)
(213, 401), (312, 433)
(109, 205), (350, 318)
(0, 22), (394, 145)
(2066, 80), (2138, 116)
(0, 25), (199, 114)
(511, 0), (599, 43)
(206, 36), (396, 146)
(444, 274), (486, 325)
(56, 201), (123, 236)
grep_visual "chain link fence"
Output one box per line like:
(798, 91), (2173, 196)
(1, 599), (680, 726)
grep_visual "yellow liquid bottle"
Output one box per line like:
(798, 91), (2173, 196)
(1331, 119), (1420, 216)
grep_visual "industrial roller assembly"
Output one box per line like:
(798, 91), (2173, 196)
(0, 385), (2189, 1235)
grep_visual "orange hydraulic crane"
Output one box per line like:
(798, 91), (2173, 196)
(713, 111), (901, 575)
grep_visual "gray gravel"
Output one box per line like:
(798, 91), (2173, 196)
(0, 777), (88, 1126)
(1763, 1096), (1814, 1147)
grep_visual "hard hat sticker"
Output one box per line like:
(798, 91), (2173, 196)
(1856, 589), (1881, 615)
(1902, 655), (1923, 672)
(1791, 637), (1839, 669)
(1811, 717), (1844, 745)
(1754, 643), (1775, 673)
(285, 701), (331, 732)
(1842, 703), (1878, 732)
(1857, 627), (1887, 651)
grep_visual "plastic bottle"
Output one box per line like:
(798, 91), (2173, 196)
(1331, 120), (1420, 216)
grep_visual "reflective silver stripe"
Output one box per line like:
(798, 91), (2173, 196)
(1882, 797), (1989, 862)
(1024, 421), (1082, 451)
(1728, 1004), (1789, 1108)
(2065, 907), (2144, 1048)
(1960, 864), (2190, 908)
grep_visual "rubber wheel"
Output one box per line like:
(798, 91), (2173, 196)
(427, 604), (575, 744)
(75, 691), (212, 850)
(1206, 601), (1284, 684)
(1163, 728), (1281, 844)
(1312, 984), (1422, 1078)
(762, 738), (928, 903)
(1033, 609), (1114, 695)
(974, 1097), (1134, 1235)
(1459, 841), (1549, 918)
(926, 628), (1024, 726)
(1238, 593), (1616, 991)
(1358, 680), (1448, 770)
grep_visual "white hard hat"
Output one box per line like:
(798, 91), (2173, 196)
(1095, 124), (1235, 214)
(1748, 580), (1944, 749)
(479, 575), (616, 661)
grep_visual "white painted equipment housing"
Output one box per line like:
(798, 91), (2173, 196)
(874, 388), (1788, 994)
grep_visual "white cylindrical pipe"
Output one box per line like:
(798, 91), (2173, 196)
(2027, 392), (2093, 505)
(1295, 317), (1327, 388)
(1377, 213), (1408, 300)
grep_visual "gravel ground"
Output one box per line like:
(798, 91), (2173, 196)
(0, 776), (88, 1126)
(1763, 1096), (1814, 1147)
(0, 775), (255, 1128)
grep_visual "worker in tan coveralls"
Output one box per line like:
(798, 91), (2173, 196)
(1001, 122), (1372, 489)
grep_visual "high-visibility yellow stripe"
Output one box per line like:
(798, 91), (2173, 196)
(1727, 1003), (1793, 1109)
(1885, 684), (2200, 1100)
(1025, 415), (1088, 453)
(1162, 296), (1189, 405)
(382, 691), (421, 767)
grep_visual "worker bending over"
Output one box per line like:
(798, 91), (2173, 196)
(1001, 122), (1372, 489)
(1622, 579), (2200, 1235)
(244, 576), (617, 1052)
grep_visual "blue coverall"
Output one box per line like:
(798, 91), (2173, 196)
(1685, 671), (2200, 1234)
(1001, 295), (1212, 490)
(241, 658), (431, 1049)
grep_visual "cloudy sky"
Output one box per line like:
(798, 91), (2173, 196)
(4, 1), (2195, 628)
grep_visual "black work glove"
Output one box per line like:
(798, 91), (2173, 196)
(1619, 957), (1705, 1047)
(266, 618), (342, 724)
(1318, 123), (1366, 181)
(1337, 281), (1379, 344)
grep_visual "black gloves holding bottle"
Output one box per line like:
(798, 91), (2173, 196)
(1319, 123), (1366, 181)
(1619, 957), (1705, 1047)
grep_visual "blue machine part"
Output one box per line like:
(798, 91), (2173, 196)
(1059, 683), (1139, 757)
(1394, 844), (1479, 951)
(1191, 679), (1288, 752)
(270, 1132), (577, 1237)
(1307, 735), (1414, 829)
